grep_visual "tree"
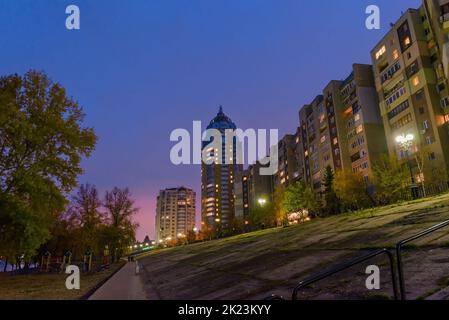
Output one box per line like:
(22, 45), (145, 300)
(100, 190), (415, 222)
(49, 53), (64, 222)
(334, 169), (373, 211)
(250, 202), (276, 229)
(283, 181), (319, 220)
(322, 166), (340, 215)
(372, 154), (410, 204)
(103, 187), (139, 260)
(69, 183), (105, 255)
(272, 185), (286, 226)
(0, 71), (96, 260)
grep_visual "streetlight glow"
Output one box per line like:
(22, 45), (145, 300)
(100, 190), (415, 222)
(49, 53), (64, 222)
(258, 198), (267, 206)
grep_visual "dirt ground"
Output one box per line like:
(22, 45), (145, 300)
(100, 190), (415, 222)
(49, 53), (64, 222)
(139, 194), (449, 300)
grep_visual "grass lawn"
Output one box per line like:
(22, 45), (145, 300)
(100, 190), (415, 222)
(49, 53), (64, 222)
(138, 193), (449, 300)
(0, 262), (125, 300)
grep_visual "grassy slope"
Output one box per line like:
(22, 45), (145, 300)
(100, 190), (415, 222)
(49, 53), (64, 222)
(0, 262), (125, 300)
(139, 193), (449, 300)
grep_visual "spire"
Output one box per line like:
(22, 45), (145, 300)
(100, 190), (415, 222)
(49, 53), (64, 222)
(218, 105), (224, 115)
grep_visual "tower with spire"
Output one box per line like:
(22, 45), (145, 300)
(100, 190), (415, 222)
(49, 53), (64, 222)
(201, 106), (240, 230)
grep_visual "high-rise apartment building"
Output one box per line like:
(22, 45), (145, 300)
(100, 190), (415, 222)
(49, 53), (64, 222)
(234, 161), (274, 223)
(155, 187), (196, 242)
(295, 65), (387, 192)
(201, 107), (240, 229)
(339, 64), (387, 180)
(371, 7), (449, 187)
(274, 134), (299, 189)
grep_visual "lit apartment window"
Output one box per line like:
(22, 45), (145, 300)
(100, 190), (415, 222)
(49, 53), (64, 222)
(444, 114), (449, 123)
(404, 37), (411, 47)
(333, 137), (338, 145)
(319, 114), (325, 123)
(412, 76), (420, 87)
(304, 150), (309, 157)
(354, 113), (360, 122)
(393, 49), (399, 60)
(320, 136), (326, 143)
(375, 45), (386, 60)
(356, 125), (363, 134)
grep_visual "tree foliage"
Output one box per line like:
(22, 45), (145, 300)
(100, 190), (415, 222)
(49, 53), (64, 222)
(322, 166), (340, 215)
(334, 169), (373, 211)
(372, 154), (410, 204)
(283, 181), (319, 216)
(0, 71), (96, 259)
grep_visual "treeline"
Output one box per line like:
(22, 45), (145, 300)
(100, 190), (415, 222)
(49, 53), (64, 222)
(246, 154), (449, 232)
(0, 70), (138, 270)
(43, 184), (139, 262)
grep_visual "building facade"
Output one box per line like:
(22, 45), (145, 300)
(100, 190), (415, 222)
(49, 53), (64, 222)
(371, 7), (449, 189)
(339, 64), (387, 180)
(234, 161), (274, 223)
(201, 107), (240, 229)
(155, 187), (196, 242)
(274, 134), (299, 189)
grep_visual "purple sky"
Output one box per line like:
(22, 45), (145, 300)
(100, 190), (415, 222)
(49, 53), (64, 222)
(0, 0), (421, 240)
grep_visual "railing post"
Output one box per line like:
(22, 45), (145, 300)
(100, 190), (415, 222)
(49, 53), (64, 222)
(396, 243), (406, 300)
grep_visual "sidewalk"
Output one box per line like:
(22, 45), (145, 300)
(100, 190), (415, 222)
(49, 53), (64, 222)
(88, 262), (147, 300)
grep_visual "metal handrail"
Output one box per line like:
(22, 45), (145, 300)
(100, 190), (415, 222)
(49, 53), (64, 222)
(263, 294), (285, 300)
(396, 219), (449, 300)
(291, 248), (398, 300)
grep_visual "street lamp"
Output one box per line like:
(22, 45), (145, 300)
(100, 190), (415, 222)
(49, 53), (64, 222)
(258, 198), (267, 206)
(396, 133), (418, 199)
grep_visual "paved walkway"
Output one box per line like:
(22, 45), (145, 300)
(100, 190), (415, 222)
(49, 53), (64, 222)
(89, 262), (147, 300)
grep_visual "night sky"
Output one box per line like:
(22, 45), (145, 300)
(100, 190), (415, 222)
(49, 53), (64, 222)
(0, 0), (421, 239)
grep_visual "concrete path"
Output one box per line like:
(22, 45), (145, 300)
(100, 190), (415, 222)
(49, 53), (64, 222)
(89, 262), (147, 300)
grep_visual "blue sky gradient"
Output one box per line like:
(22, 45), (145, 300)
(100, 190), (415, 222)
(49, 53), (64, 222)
(0, 0), (421, 239)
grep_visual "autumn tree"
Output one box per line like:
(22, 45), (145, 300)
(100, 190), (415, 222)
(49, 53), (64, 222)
(322, 166), (340, 215)
(272, 185), (286, 226)
(68, 183), (105, 255)
(283, 181), (319, 219)
(0, 71), (96, 261)
(103, 187), (139, 261)
(372, 154), (410, 204)
(334, 169), (373, 211)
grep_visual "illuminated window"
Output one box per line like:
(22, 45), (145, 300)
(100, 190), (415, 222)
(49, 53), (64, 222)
(304, 150), (309, 157)
(333, 138), (338, 145)
(320, 136), (326, 143)
(375, 46), (386, 60)
(412, 76), (420, 86)
(444, 114), (449, 123)
(393, 49), (399, 60)
(356, 125), (363, 134)
(354, 113), (360, 122)
(404, 37), (411, 46)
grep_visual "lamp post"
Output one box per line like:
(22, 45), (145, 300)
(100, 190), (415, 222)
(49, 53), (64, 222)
(396, 134), (418, 199)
